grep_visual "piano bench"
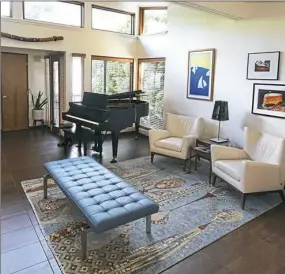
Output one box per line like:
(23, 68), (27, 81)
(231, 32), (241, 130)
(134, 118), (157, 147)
(43, 156), (159, 260)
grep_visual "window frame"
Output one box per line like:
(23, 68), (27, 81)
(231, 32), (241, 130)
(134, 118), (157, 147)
(91, 4), (135, 35)
(23, 1), (84, 28)
(1, 1), (12, 17)
(137, 57), (166, 130)
(91, 55), (134, 94)
(139, 6), (167, 35)
(71, 53), (85, 102)
(137, 57), (166, 89)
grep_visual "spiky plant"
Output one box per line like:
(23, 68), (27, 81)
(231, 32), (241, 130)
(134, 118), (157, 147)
(30, 90), (48, 110)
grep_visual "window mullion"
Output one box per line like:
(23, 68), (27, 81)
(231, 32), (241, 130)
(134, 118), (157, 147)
(104, 61), (107, 94)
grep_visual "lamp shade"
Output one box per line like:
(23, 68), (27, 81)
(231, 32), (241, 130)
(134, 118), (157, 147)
(212, 100), (229, 121)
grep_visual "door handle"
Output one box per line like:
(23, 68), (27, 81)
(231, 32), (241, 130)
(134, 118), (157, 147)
(3, 95), (7, 99)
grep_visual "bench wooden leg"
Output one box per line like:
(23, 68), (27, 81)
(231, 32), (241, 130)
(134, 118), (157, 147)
(81, 229), (88, 260)
(43, 175), (50, 199)
(146, 215), (151, 234)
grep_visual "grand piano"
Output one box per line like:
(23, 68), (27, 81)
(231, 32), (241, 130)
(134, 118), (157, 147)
(61, 90), (149, 163)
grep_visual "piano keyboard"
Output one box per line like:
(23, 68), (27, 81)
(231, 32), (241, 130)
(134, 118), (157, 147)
(65, 114), (100, 126)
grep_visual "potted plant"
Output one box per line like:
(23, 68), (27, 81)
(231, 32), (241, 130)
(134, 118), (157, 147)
(30, 90), (48, 120)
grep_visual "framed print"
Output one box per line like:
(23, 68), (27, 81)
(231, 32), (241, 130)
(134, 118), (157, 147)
(252, 83), (285, 119)
(186, 48), (215, 101)
(247, 51), (280, 80)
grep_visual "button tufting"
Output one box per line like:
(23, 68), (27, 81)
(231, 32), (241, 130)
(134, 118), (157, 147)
(44, 156), (159, 234)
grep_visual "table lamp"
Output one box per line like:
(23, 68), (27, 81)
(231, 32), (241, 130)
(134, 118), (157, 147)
(210, 100), (229, 143)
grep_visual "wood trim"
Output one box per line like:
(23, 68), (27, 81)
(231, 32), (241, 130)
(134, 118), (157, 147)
(138, 57), (166, 63)
(91, 5), (135, 35)
(137, 58), (166, 89)
(139, 6), (167, 35)
(91, 55), (134, 63)
(92, 4), (135, 16)
(72, 53), (86, 58)
(22, 1), (84, 27)
(91, 56), (134, 94)
(140, 6), (167, 11)
(61, 1), (84, 6)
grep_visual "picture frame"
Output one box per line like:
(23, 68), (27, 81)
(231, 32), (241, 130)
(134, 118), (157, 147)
(252, 83), (285, 119)
(246, 51), (280, 80)
(186, 48), (215, 101)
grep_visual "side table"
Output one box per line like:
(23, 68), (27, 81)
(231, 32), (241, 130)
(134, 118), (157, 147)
(189, 139), (230, 183)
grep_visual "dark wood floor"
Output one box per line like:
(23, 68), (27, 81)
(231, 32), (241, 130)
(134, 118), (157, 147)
(2, 128), (285, 274)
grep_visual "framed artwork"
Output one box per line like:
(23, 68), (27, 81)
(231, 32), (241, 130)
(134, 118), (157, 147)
(186, 48), (215, 101)
(247, 51), (280, 80)
(252, 83), (285, 119)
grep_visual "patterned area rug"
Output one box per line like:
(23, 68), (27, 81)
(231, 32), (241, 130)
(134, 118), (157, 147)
(21, 155), (282, 274)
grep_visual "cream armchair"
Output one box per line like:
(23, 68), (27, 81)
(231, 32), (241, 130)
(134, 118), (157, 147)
(211, 127), (285, 209)
(149, 113), (204, 171)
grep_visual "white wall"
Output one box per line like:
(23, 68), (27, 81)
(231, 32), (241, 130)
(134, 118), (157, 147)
(139, 4), (285, 146)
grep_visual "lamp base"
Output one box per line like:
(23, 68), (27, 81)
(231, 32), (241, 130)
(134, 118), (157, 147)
(209, 137), (228, 144)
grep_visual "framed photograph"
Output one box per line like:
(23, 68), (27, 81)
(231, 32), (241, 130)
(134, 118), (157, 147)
(247, 51), (280, 80)
(252, 83), (285, 119)
(186, 48), (215, 101)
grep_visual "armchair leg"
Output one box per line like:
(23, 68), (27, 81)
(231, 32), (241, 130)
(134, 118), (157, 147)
(211, 173), (217, 186)
(183, 159), (187, 172)
(279, 190), (285, 202)
(151, 152), (155, 163)
(241, 193), (247, 210)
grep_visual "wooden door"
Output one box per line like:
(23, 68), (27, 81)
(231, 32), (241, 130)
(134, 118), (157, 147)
(1, 53), (29, 131)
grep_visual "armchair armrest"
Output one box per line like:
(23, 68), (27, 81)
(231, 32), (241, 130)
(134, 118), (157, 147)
(149, 129), (171, 148)
(181, 135), (198, 152)
(211, 145), (249, 163)
(241, 161), (282, 192)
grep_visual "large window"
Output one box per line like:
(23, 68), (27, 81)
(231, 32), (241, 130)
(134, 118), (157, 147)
(24, 1), (83, 27)
(1, 1), (11, 17)
(92, 5), (134, 35)
(91, 56), (133, 95)
(72, 54), (84, 102)
(139, 7), (167, 35)
(138, 58), (166, 129)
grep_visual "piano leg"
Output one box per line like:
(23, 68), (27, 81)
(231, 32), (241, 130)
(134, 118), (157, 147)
(83, 142), (87, 156)
(77, 140), (82, 149)
(134, 121), (140, 140)
(92, 131), (102, 154)
(98, 131), (103, 158)
(110, 132), (119, 163)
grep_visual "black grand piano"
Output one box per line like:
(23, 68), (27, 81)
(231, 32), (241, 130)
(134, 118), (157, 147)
(61, 90), (149, 163)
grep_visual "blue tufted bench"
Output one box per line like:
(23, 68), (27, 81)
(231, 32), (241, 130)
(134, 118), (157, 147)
(43, 156), (159, 259)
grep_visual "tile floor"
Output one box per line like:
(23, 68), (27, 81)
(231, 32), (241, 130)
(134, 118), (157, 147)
(1, 128), (149, 274)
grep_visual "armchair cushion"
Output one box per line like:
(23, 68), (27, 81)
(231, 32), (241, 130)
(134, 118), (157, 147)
(149, 129), (171, 149)
(155, 137), (182, 152)
(215, 160), (243, 182)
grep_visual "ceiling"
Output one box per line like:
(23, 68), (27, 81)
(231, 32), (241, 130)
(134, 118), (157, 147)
(171, 1), (285, 20)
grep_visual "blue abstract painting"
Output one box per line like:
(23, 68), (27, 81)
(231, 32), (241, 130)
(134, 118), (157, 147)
(187, 49), (215, 101)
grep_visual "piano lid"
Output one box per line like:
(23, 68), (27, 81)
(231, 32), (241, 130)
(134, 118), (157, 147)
(107, 90), (144, 100)
(82, 92), (108, 109)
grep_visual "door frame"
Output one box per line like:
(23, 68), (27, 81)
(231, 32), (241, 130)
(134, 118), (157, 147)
(1, 52), (29, 131)
(49, 53), (61, 131)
